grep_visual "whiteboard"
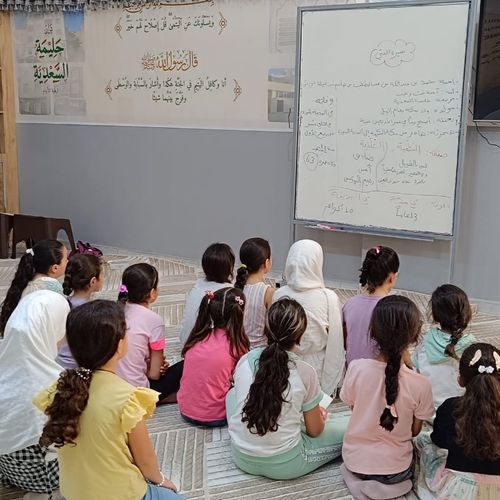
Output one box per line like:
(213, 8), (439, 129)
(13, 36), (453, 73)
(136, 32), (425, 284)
(294, 1), (471, 237)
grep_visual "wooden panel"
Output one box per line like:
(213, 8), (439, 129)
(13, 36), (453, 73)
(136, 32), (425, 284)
(0, 12), (19, 213)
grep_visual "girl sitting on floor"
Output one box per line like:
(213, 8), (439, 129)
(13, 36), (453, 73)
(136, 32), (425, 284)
(413, 284), (476, 408)
(178, 287), (249, 427)
(0, 240), (67, 333)
(117, 264), (183, 404)
(234, 237), (275, 349)
(416, 342), (500, 499)
(227, 298), (349, 480)
(56, 253), (105, 369)
(273, 239), (344, 396)
(343, 245), (399, 364)
(340, 296), (434, 493)
(34, 300), (184, 500)
(179, 242), (235, 346)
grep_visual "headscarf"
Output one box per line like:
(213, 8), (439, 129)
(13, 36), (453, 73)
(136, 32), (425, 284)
(284, 239), (324, 291)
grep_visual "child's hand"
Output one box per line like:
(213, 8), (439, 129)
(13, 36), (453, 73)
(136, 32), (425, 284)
(161, 478), (177, 492)
(159, 357), (170, 376)
(319, 406), (328, 421)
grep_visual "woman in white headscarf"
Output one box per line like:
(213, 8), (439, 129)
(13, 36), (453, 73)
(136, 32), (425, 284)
(274, 240), (345, 395)
(0, 289), (69, 495)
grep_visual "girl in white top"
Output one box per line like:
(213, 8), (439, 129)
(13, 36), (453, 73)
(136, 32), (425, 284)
(0, 289), (69, 495)
(274, 239), (345, 396)
(179, 243), (235, 345)
(0, 240), (68, 335)
(412, 284), (476, 409)
(234, 237), (274, 348)
(227, 298), (348, 480)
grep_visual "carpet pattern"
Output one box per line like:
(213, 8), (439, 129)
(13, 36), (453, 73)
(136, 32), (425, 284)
(1, 248), (498, 500)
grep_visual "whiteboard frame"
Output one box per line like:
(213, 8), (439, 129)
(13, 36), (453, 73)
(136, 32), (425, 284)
(292, 0), (475, 241)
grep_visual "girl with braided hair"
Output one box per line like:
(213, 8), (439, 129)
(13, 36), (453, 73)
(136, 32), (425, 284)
(412, 284), (476, 408)
(340, 295), (434, 490)
(226, 298), (348, 480)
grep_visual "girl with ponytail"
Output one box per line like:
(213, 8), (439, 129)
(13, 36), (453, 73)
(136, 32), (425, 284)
(340, 296), (434, 489)
(413, 284), (476, 408)
(343, 245), (399, 364)
(178, 287), (249, 427)
(234, 237), (275, 348)
(34, 300), (184, 500)
(227, 298), (348, 480)
(416, 343), (500, 499)
(0, 240), (67, 334)
(56, 253), (105, 369)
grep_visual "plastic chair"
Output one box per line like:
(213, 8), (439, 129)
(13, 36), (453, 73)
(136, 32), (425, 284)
(11, 214), (76, 258)
(0, 213), (13, 259)
(340, 464), (413, 500)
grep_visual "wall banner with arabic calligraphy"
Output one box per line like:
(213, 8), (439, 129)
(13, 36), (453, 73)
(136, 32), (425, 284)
(12, 0), (344, 130)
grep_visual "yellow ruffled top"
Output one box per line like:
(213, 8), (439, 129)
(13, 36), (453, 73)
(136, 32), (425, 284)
(33, 370), (159, 500)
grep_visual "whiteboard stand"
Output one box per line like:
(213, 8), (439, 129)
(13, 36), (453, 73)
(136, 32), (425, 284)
(290, 0), (477, 283)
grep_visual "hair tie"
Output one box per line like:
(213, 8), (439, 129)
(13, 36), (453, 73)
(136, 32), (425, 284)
(76, 367), (92, 380)
(235, 296), (244, 306)
(206, 290), (214, 304)
(478, 365), (494, 374)
(119, 284), (128, 294)
(26, 248), (34, 256)
(240, 264), (247, 270)
(372, 246), (381, 255)
(385, 404), (398, 419)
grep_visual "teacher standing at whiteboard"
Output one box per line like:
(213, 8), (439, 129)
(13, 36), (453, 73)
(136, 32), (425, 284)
(273, 240), (345, 396)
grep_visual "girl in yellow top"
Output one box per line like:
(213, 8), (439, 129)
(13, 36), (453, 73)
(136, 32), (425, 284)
(34, 300), (184, 500)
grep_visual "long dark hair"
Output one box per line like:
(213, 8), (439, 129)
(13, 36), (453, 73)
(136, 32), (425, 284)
(40, 300), (126, 447)
(370, 295), (422, 431)
(235, 237), (271, 290)
(241, 298), (307, 436)
(182, 287), (249, 359)
(430, 284), (472, 360)
(0, 240), (65, 333)
(201, 243), (235, 283)
(63, 254), (103, 296)
(118, 263), (158, 303)
(359, 246), (399, 293)
(454, 343), (500, 460)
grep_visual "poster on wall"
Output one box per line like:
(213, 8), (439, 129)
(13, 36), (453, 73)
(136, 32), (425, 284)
(12, 0), (355, 130)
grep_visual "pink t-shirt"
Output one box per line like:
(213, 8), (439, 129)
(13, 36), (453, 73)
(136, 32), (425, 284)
(340, 359), (434, 475)
(343, 294), (382, 364)
(178, 328), (242, 422)
(117, 303), (166, 388)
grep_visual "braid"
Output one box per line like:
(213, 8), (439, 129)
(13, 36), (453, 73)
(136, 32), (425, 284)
(380, 351), (401, 431)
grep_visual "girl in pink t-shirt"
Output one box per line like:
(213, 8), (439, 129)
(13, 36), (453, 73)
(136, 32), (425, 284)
(340, 295), (434, 494)
(343, 245), (399, 364)
(117, 264), (183, 404)
(178, 287), (249, 426)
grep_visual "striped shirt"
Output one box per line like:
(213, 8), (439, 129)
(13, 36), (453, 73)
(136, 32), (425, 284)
(243, 282), (269, 348)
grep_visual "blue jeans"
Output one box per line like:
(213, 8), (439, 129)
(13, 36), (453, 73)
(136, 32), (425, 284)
(180, 413), (227, 427)
(143, 483), (185, 499)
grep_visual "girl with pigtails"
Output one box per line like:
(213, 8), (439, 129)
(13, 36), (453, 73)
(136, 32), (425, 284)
(343, 245), (399, 364)
(412, 284), (476, 409)
(226, 298), (349, 480)
(416, 343), (500, 499)
(177, 287), (249, 427)
(340, 296), (434, 493)
(34, 300), (184, 500)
